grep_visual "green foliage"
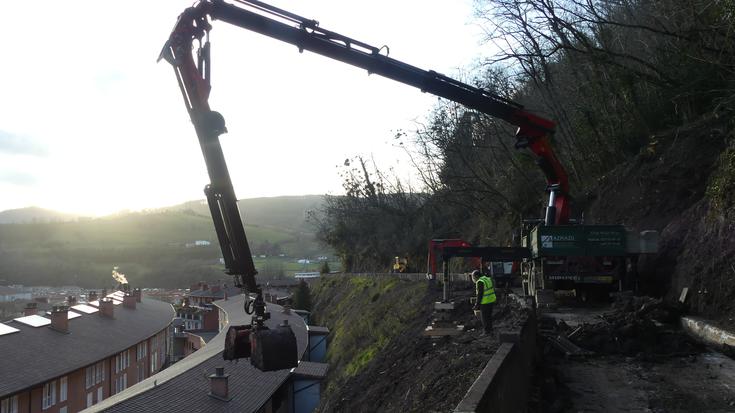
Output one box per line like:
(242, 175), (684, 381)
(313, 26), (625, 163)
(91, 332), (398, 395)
(310, 157), (438, 272)
(320, 260), (331, 274)
(707, 146), (735, 215)
(292, 280), (312, 311)
(310, 276), (426, 391)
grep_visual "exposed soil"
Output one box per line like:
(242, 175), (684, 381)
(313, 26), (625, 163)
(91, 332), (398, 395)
(532, 300), (735, 413)
(314, 278), (528, 413)
(581, 114), (735, 330)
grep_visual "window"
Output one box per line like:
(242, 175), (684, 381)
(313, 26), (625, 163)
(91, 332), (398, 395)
(137, 342), (147, 360)
(85, 366), (93, 389)
(137, 363), (146, 382)
(114, 374), (127, 394)
(115, 350), (130, 373)
(95, 361), (104, 384)
(60, 376), (67, 402)
(86, 362), (105, 388)
(86, 392), (93, 408)
(150, 350), (158, 374)
(1, 396), (18, 413)
(97, 387), (103, 403)
(42, 380), (56, 410)
(59, 407), (67, 413)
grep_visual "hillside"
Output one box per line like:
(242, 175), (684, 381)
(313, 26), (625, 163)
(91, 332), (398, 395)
(0, 195), (329, 288)
(578, 115), (735, 327)
(310, 275), (528, 412)
(165, 195), (324, 233)
(0, 207), (79, 224)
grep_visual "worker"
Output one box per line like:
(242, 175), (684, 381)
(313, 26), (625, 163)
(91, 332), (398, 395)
(472, 269), (496, 334)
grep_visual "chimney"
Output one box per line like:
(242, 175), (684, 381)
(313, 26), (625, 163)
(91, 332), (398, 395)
(123, 293), (136, 309)
(208, 367), (230, 401)
(24, 302), (38, 316)
(88, 291), (98, 302)
(99, 298), (114, 318)
(133, 288), (142, 303)
(67, 295), (77, 306)
(50, 305), (69, 333)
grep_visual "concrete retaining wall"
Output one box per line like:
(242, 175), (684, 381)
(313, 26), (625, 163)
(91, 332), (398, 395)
(681, 316), (735, 355)
(453, 297), (537, 413)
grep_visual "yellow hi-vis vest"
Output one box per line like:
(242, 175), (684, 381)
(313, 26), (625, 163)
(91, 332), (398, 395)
(478, 276), (496, 304)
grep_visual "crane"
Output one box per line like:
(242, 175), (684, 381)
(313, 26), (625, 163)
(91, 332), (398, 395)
(160, 0), (571, 370)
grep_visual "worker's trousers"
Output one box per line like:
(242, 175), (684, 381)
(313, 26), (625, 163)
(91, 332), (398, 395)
(480, 303), (493, 333)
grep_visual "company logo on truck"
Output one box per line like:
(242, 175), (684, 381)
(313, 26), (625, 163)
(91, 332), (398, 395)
(541, 234), (575, 247)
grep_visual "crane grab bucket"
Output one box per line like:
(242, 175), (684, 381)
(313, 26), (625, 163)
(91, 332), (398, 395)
(224, 323), (298, 371)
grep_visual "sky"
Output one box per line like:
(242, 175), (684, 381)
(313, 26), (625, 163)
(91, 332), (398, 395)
(0, 0), (490, 216)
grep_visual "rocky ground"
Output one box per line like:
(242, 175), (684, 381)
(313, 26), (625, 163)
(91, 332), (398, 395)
(531, 295), (735, 413)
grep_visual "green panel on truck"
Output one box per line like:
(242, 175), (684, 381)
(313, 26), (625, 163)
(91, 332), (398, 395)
(530, 226), (585, 257)
(530, 225), (627, 257)
(585, 225), (628, 256)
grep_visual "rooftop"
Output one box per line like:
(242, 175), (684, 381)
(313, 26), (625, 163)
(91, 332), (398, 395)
(0, 293), (174, 398)
(187, 286), (241, 299)
(90, 294), (309, 413)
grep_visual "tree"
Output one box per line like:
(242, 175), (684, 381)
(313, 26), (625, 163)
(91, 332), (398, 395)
(292, 280), (312, 311)
(320, 261), (331, 275)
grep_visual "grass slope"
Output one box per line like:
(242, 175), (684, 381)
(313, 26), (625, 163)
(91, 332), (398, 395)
(0, 196), (328, 288)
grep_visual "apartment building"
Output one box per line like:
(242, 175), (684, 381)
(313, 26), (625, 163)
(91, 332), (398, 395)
(88, 294), (329, 413)
(0, 290), (174, 413)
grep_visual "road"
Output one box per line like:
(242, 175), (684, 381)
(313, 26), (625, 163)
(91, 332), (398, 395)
(536, 306), (735, 412)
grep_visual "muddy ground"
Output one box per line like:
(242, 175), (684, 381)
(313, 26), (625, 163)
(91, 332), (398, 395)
(315, 278), (528, 413)
(532, 298), (735, 413)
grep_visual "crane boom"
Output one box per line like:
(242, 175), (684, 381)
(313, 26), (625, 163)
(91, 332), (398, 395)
(159, 0), (572, 370)
(160, 0), (571, 227)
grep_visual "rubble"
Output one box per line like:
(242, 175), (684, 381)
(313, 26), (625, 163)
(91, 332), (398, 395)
(545, 295), (699, 358)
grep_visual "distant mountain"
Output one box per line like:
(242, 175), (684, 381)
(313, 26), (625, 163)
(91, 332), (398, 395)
(160, 195), (325, 233)
(0, 195), (330, 288)
(0, 207), (79, 224)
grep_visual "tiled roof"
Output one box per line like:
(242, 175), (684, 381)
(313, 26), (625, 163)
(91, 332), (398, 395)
(292, 361), (328, 379)
(92, 295), (309, 413)
(0, 295), (174, 398)
(308, 325), (330, 335)
(187, 331), (218, 343)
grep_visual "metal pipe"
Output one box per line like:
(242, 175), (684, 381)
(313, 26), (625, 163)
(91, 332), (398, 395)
(545, 188), (557, 226)
(442, 260), (449, 302)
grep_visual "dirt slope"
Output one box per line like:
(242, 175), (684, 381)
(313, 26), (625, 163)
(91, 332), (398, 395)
(310, 275), (527, 412)
(582, 115), (735, 327)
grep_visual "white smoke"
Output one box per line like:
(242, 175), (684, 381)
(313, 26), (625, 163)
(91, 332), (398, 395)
(112, 266), (128, 285)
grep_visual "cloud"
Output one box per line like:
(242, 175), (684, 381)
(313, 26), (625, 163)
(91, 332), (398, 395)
(0, 130), (48, 156)
(0, 170), (39, 186)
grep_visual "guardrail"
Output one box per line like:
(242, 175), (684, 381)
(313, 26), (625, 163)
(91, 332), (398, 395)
(454, 295), (537, 413)
(322, 272), (474, 282)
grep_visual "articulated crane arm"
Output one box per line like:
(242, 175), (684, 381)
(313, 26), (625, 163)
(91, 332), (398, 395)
(161, 0), (571, 225)
(159, 0), (570, 370)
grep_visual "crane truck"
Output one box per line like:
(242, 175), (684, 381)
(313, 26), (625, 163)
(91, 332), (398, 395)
(161, 0), (657, 369)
